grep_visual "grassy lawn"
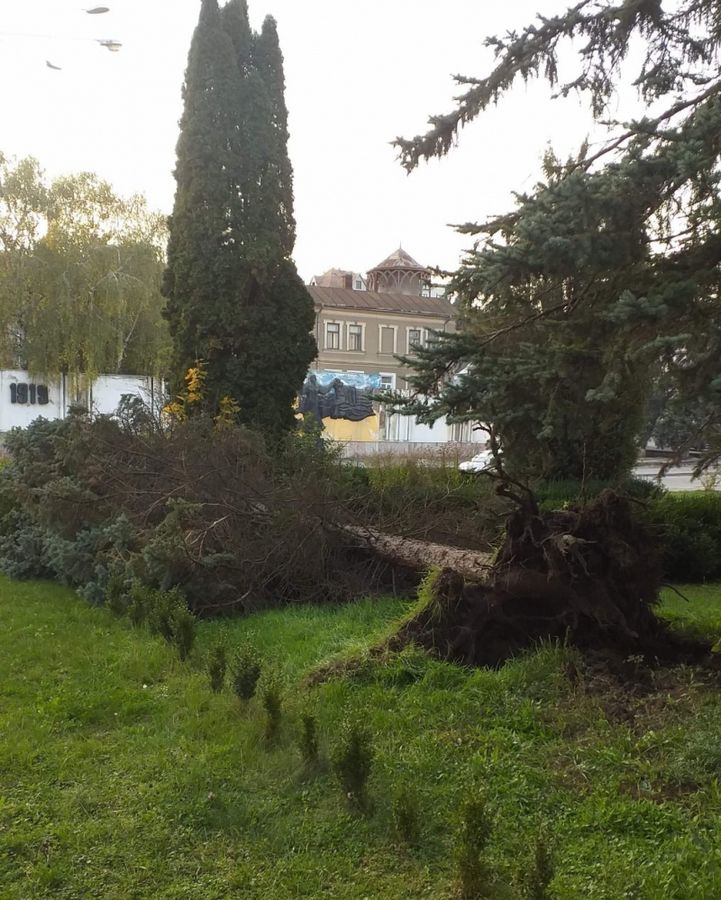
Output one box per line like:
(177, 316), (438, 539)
(2, 578), (721, 898)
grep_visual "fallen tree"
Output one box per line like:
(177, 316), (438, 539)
(0, 407), (714, 674)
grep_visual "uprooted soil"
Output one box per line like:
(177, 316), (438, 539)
(389, 490), (715, 670)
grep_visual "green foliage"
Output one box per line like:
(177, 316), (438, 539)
(299, 713), (319, 767)
(105, 571), (131, 617)
(231, 643), (262, 702)
(207, 643), (227, 693)
(332, 723), (373, 813)
(647, 493), (721, 582)
(127, 582), (150, 626)
(128, 584), (196, 661)
(0, 151), (169, 377)
(456, 798), (493, 899)
(535, 476), (663, 508)
(392, 1), (721, 478)
(143, 587), (179, 640)
(163, 0), (316, 434)
(261, 674), (283, 745)
(171, 603), (197, 662)
(348, 460), (506, 550)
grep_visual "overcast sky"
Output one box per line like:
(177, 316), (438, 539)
(1, 1), (614, 281)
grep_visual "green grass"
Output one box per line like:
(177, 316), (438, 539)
(3, 578), (721, 898)
(659, 582), (721, 640)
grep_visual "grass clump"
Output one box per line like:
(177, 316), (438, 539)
(332, 723), (373, 813)
(231, 642), (262, 702)
(456, 798), (493, 899)
(261, 674), (283, 746)
(299, 713), (319, 767)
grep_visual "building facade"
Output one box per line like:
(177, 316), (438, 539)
(307, 248), (481, 447)
(310, 247), (454, 391)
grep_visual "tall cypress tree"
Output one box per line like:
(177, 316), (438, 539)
(253, 15), (295, 256)
(164, 0), (316, 435)
(163, 0), (243, 396)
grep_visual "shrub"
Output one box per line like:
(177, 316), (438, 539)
(349, 457), (506, 551)
(105, 571), (131, 617)
(231, 644), (262, 702)
(207, 644), (227, 693)
(299, 714), (319, 767)
(646, 492), (721, 581)
(125, 583), (195, 659)
(456, 798), (493, 900)
(127, 582), (150, 626)
(392, 786), (421, 845)
(261, 675), (283, 745)
(536, 476), (662, 509)
(170, 603), (196, 661)
(332, 723), (373, 812)
(145, 587), (186, 642)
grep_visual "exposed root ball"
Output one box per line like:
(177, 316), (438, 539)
(392, 491), (712, 668)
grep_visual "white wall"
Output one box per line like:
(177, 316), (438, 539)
(382, 411), (485, 444)
(0, 370), (163, 433)
(90, 375), (162, 416)
(0, 370), (63, 432)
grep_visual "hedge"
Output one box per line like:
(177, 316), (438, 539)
(646, 492), (721, 582)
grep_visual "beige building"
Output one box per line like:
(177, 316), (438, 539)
(308, 247), (455, 392)
(304, 248), (481, 448)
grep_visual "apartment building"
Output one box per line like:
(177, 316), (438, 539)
(305, 248), (480, 448)
(309, 247), (455, 391)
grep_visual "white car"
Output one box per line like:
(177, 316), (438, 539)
(458, 449), (497, 473)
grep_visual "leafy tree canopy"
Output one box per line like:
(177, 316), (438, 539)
(395, 0), (721, 478)
(0, 152), (169, 378)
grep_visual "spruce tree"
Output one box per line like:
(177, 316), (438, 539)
(394, 0), (721, 479)
(164, 0), (316, 435)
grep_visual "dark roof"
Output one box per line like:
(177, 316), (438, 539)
(368, 246), (427, 272)
(308, 285), (455, 318)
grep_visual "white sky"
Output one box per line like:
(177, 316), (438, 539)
(0, 1), (614, 281)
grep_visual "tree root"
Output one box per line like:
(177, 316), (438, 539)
(388, 491), (714, 669)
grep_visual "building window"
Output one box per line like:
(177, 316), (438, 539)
(325, 321), (341, 350)
(355, 279), (362, 290)
(379, 325), (396, 354)
(347, 323), (364, 351)
(407, 327), (423, 352)
(380, 373), (396, 390)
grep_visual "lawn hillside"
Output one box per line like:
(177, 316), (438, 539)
(3, 576), (721, 898)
